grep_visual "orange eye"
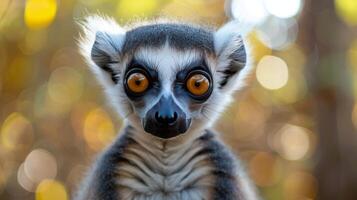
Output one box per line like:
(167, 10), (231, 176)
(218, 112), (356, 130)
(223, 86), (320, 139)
(186, 74), (210, 96)
(126, 72), (149, 93)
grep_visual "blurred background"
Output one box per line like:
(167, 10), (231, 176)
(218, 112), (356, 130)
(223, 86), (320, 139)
(0, 0), (357, 199)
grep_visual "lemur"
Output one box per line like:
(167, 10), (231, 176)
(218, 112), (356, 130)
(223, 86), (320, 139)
(75, 15), (260, 200)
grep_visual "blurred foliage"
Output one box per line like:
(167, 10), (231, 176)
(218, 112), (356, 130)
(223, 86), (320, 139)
(0, 0), (356, 200)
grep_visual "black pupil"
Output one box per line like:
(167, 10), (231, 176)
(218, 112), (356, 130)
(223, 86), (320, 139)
(194, 81), (201, 88)
(135, 79), (141, 86)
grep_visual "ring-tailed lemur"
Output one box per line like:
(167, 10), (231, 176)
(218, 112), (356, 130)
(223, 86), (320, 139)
(75, 16), (260, 200)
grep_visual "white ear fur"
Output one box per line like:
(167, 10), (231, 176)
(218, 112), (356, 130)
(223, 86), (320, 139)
(214, 20), (252, 54)
(78, 15), (126, 86)
(214, 20), (253, 93)
(78, 16), (134, 118)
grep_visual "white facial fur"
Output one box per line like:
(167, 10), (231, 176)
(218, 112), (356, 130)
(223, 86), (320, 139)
(79, 15), (253, 140)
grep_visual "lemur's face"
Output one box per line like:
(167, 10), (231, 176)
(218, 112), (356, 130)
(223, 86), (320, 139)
(122, 47), (214, 138)
(80, 17), (252, 139)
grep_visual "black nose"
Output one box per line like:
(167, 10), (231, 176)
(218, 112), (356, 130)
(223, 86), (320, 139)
(143, 96), (191, 139)
(155, 111), (178, 125)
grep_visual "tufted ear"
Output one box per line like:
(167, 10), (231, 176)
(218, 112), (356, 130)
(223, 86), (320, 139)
(79, 15), (126, 85)
(214, 20), (252, 93)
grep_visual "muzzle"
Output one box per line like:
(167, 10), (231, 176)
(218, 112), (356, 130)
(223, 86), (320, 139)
(143, 96), (191, 139)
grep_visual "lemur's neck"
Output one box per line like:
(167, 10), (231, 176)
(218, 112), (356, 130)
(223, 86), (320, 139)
(113, 124), (217, 199)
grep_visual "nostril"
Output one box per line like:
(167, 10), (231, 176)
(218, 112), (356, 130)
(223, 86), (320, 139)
(155, 111), (178, 125)
(167, 112), (178, 124)
(155, 112), (161, 121)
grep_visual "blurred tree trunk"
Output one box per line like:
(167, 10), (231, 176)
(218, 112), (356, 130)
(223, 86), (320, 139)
(299, 0), (357, 199)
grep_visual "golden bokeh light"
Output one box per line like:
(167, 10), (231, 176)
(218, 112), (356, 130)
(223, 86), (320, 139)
(3, 57), (33, 92)
(35, 179), (68, 200)
(161, 0), (225, 23)
(276, 44), (306, 72)
(35, 82), (79, 118)
(256, 55), (289, 90)
(248, 32), (272, 61)
(277, 124), (310, 161)
(117, 0), (159, 19)
(272, 75), (307, 104)
(49, 47), (82, 70)
(24, 149), (58, 184)
(249, 152), (282, 187)
(71, 102), (98, 137)
(284, 171), (318, 199)
(47, 67), (84, 107)
(84, 107), (116, 151)
(0, 112), (33, 151)
(235, 99), (269, 140)
(273, 78), (300, 104)
(78, 0), (112, 6)
(20, 30), (48, 55)
(271, 45), (307, 104)
(25, 0), (57, 30)
(335, 0), (357, 26)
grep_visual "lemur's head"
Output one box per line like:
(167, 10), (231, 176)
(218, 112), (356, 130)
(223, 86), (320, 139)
(79, 16), (252, 140)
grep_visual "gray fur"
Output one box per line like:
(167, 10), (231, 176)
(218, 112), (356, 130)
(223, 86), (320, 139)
(76, 15), (259, 200)
(122, 23), (215, 55)
(74, 127), (256, 200)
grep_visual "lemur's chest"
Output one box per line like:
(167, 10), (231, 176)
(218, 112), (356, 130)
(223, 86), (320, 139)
(115, 139), (216, 200)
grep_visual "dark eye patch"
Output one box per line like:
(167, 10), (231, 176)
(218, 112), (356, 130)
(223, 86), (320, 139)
(125, 58), (159, 82)
(174, 59), (213, 103)
(124, 58), (160, 100)
(175, 59), (211, 83)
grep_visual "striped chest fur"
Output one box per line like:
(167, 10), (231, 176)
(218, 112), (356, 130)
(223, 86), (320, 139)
(74, 127), (259, 200)
(116, 133), (216, 199)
